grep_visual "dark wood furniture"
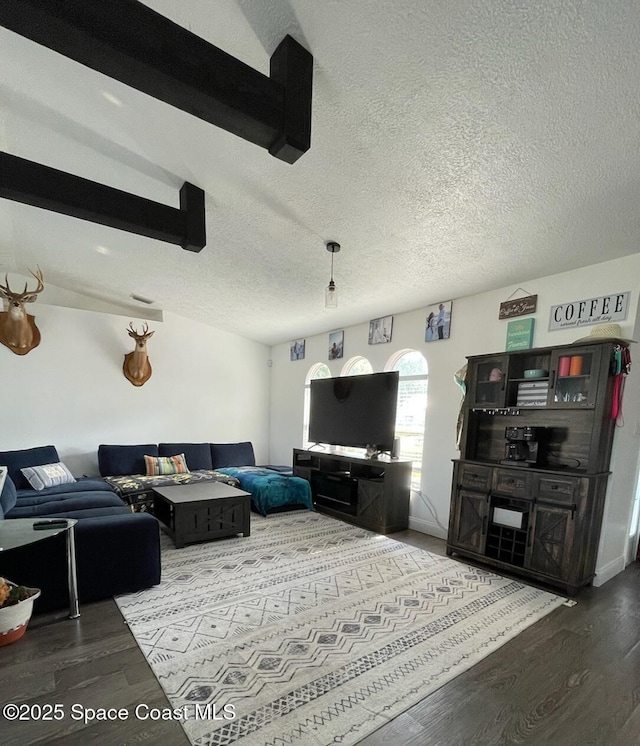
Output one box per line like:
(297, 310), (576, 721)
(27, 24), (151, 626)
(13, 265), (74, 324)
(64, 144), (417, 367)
(447, 340), (622, 595)
(293, 449), (412, 534)
(153, 482), (251, 548)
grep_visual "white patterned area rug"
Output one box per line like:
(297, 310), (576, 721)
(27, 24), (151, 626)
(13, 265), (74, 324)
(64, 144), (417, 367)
(116, 511), (565, 746)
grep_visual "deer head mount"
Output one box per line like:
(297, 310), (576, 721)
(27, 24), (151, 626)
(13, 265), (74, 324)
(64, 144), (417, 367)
(0, 267), (44, 355)
(123, 321), (154, 386)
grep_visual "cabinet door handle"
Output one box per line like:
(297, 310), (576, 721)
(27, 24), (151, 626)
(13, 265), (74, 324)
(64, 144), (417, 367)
(527, 524), (533, 547)
(482, 515), (488, 534)
(550, 370), (556, 388)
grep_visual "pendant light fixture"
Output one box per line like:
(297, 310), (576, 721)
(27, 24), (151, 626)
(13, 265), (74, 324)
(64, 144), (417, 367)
(325, 241), (340, 308)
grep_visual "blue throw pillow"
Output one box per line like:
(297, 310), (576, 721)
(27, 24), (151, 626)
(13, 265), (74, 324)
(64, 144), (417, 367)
(0, 472), (18, 517)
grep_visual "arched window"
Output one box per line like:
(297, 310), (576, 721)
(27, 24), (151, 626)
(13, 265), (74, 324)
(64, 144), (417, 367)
(341, 356), (374, 376)
(386, 349), (428, 490)
(302, 363), (331, 448)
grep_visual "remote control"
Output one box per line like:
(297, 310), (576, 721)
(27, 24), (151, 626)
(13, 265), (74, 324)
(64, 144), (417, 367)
(33, 520), (68, 530)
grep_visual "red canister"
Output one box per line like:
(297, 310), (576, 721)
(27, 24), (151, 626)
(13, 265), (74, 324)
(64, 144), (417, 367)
(558, 356), (571, 377)
(569, 355), (583, 376)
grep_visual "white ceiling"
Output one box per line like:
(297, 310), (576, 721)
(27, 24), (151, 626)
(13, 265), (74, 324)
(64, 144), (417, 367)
(1, 0), (640, 346)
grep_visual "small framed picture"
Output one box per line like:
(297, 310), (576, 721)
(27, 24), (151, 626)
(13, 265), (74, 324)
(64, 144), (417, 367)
(290, 339), (305, 361)
(328, 330), (344, 360)
(506, 318), (535, 351)
(368, 315), (393, 344)
(425, 301), (452, 342)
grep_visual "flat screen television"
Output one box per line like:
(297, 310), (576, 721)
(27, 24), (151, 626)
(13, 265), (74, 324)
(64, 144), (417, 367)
(309, 371), (399, 451)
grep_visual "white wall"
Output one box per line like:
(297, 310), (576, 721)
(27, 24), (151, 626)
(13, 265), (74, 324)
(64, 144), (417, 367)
(0, 305), (271, 475)
(269, 254), (640, 585)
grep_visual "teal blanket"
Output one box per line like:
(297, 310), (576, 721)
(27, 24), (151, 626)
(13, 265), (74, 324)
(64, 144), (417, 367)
(215, 467), (314, 516)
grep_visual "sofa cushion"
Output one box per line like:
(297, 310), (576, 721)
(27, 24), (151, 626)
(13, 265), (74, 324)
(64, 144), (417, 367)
(7, 489), (125, 518)
(211, 442), (256, 468)
(98, 444), (158, 476)
(1, 473), (17, 518)
(33, 505), (133, 519)
(144, 454), (189, 476)
(158, 442), (213, 470)
(15, 478), (113, 499)
(0, 445), (60, 489)
(21, 462), (76, 491)
(214, 466), (313, 516)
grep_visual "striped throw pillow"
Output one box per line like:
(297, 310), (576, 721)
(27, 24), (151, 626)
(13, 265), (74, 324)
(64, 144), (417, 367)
(21, 462), (76, 490)
(144, 454), (189, 476)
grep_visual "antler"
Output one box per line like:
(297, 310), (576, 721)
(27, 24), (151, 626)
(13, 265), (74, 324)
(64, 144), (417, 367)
(127, 321), (153, 339)
(0, 267), (44, 301)
(27, 267), (45, 296)
(0, 274), (11, 299)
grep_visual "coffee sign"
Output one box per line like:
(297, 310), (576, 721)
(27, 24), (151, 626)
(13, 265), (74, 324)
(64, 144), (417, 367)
(549, 292), (629, 331)
(499, 294), (537, 320)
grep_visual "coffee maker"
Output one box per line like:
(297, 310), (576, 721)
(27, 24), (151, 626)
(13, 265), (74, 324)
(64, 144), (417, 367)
(500, 426), (545, 467)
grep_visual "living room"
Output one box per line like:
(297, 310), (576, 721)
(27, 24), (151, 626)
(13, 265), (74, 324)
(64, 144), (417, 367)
(4, 253), (639, 583)
(2, 2), (640, 745)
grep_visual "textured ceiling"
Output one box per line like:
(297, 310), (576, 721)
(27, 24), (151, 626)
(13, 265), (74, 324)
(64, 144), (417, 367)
(1, 0), (640, 345)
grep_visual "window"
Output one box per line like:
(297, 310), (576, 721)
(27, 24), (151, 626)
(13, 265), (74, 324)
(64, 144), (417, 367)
(341, 356), (373, 376)
(302, 363), (331, 448)
(385, 349), (428, 490)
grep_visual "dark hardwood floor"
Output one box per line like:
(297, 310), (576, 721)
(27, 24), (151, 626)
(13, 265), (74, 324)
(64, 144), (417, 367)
(1, 530), (638, 745)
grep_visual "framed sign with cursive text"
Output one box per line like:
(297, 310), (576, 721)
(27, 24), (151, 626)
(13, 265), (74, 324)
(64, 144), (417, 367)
(499, 295), (537, 320)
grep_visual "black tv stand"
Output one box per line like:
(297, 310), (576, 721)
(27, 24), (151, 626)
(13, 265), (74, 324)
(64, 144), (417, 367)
(293, 449), (411, 534)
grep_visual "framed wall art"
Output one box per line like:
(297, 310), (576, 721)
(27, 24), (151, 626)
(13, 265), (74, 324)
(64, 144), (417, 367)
(499, 291), (537, 320)
(290, 339), (305, 361)
(506, 318), (535, 351)
(425, 301), (452, 341)
(328, 330), (344, 360)
(368, 315), (393, 344)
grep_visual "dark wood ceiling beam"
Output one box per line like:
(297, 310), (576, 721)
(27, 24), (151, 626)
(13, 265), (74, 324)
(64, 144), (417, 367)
(0, 152), (206, 252)
(0, 0), (313, 164)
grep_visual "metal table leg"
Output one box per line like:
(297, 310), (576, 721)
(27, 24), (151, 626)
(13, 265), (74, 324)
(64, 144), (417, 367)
(66, 524), (80, 619)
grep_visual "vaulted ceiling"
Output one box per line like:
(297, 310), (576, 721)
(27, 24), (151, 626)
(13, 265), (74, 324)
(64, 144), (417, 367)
(1, 1), (639, 345)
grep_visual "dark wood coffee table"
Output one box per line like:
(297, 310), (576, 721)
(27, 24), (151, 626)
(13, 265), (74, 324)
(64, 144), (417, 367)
(153, 482), (251, 548)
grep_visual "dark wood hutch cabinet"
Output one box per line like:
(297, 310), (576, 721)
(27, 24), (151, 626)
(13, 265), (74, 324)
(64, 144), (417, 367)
(447, 340), (623, 595)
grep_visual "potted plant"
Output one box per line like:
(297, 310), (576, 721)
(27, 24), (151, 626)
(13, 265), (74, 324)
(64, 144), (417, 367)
(0, 577), (41, 646)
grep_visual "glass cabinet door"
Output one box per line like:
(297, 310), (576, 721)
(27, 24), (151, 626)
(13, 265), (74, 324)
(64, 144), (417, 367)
(549, 346), (602, 408)
(468, 356), (509, 408)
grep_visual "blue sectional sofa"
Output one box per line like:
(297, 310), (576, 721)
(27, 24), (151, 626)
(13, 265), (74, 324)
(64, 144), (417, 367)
(179, 441), (313, 515)
(97, 442), (243, 511)
(0, 445), (161, 613)
(98, 441), (313, 516)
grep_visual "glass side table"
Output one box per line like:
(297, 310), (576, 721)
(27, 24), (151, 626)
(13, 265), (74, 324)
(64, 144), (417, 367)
(0, 518), (80, 619)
